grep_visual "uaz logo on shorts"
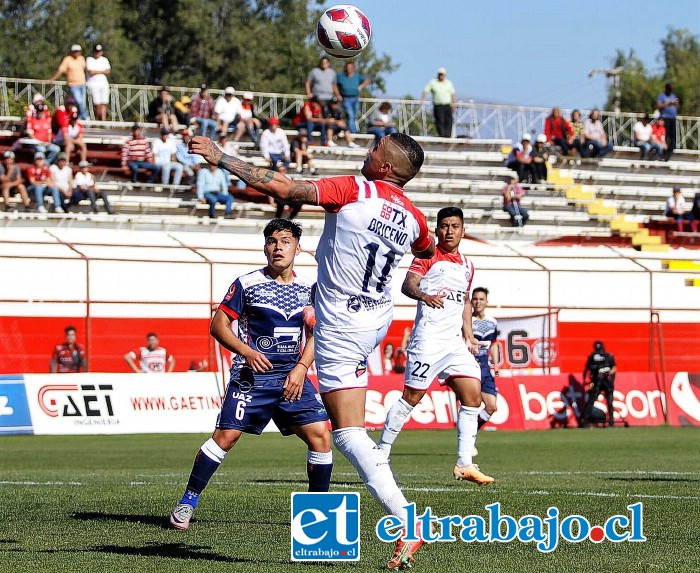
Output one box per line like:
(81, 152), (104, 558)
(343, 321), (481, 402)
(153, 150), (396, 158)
(291, 492), (360, 561)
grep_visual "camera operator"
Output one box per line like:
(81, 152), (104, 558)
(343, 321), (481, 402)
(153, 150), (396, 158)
(581, 341), (617, 427)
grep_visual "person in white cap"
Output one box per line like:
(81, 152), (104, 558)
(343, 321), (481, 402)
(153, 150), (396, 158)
(232, 91), (261, 146)
(86, 44), (111, 121)
(530, 133), (550, 183)
(214, 87), (241, 136)
(421, 67), (456, 137)
(49, 44), (88, 120)
(67, 160), (114, 215)
(0, 151), (31, 212)
(24, 94), (61, 164)
(505, 133), (534, 183)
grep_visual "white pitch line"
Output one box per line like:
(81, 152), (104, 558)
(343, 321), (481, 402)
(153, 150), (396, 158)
(0, 481), (84, 486)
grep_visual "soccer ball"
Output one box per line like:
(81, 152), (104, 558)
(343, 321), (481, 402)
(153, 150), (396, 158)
(316, 4), (371, 59)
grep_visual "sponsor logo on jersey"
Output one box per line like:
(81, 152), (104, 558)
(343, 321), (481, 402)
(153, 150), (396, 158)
(376, 502), (646, 553)
(346, 294), (391, 313)
(291, 492), (360, 561)
(355, 361), (367, 378)
(224, 283), (237, 302)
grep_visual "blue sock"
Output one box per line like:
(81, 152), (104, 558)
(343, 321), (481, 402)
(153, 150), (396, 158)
(477, 410), (491, 431)
(307, 451), (333, 492)
(180, 439), (227, 506)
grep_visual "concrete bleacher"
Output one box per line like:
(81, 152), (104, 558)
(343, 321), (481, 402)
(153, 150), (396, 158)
(1, 112), (698, 246)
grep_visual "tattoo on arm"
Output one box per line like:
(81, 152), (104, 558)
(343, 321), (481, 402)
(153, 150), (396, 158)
(218, 154), (275, 184)
(401, 273), (424, 301)
(288, 182), (317, 205)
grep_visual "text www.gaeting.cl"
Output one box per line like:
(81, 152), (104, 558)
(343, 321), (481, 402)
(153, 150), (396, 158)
(129, 395), (222, 411)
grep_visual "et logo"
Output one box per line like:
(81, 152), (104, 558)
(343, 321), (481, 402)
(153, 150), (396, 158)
(291, 492), (360, 561)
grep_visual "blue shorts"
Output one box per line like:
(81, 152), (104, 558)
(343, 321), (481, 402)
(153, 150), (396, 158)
(477, 357), (498, 397)
(217, 367), (328, 435)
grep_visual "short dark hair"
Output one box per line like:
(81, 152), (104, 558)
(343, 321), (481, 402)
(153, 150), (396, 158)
(65, 325), (76, 334)
(263, 218), (302, 240)
(388, 132), (424, 178)
(147, 332), (158, 339)
(472, 287), (489, 298)
(436, 206), (464, 226)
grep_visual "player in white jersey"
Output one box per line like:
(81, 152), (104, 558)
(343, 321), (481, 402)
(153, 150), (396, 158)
(124, 332), (175, 373)
(471, 287), (500, 441)
(378, 207), (494, 485)
(190, 132), (436, 570)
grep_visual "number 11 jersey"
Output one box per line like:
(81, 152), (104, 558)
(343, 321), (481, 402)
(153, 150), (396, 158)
(311, 175), (432, 331)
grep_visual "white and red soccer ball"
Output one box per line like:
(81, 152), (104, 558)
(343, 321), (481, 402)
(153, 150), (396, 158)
(317, 4), (371, 59)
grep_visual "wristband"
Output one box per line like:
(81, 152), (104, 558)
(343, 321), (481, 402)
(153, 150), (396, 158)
(297, 363), (309, 371)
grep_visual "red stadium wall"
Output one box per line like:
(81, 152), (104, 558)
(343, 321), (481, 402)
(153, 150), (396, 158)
(0, 316), (696, 375)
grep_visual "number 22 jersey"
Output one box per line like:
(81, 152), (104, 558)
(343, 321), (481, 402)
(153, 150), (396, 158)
(310, 176), (432, 331)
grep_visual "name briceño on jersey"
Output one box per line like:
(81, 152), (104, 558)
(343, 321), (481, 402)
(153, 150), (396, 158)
(367, 202), (409, 246)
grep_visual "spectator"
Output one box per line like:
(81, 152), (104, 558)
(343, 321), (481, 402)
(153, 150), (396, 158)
(305, 56), (338, 107)
(651, 116), (668, 158)
(665, 186), (694, 232)
(176, 129), (203, 183)
(152, 128), (183, 186)
(323, 97), (354, 147)
(335, 61), (370, 136)
(544, 107), (574, 156)
(188, 359), (209, 372)
(293, 95), (326, 146)
(28, 152), (63, 213)
(49, 44), (88, 119)
(691, 193), (700, 233)
(52, 97), (79, 139)
(216, 131), (239, 158)
(53, 110), (87, 164)
(582, 109), (613, 158)
(214, 87), (241, 135)
(50, 325), (87, 373)
(421, 67), (456, 137)
(656, 82), (680, 161)
(0, 151), (31, 212)
(367, 101), (398, 145)
(124, 332), (175, 373)
(260, 117), (291, 174)
(232, 91), (262, 146)
(382, 328), (410, 374)
(197, 163), (233, 218)
(291, 128), (316, 175)
(190, 84), (217, 138)
(24, 94), (60, 165)
(505, 133), (533, 183)
(174, 95), (193, 127)
(148, 86), (178, 132)
(49, 152), (73, 209)
(531, 134), (550, 183)
(569, 109), (585, 156)
(633, 114), (663, 160)
(86, 44), (110, 121)
(121, 124), (161, 183)
(66, 160), (114, 215)
(502, 174), (529, 227)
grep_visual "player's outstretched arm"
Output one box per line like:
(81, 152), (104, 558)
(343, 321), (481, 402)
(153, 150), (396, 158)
(210, 309), (273, 373)
(189, 136), (318, 205)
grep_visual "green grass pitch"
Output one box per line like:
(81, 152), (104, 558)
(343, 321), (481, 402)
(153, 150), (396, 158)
(1, 426), (699, 573)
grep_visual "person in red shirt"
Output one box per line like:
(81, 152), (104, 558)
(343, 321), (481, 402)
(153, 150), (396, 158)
(292, 95), (327, 146)
(27, 152), (64, 213)
(50, 325), (87, 373)
(25, 94), (60, 164)
(544, 107), (575, 156)
(651, 117), (668, 158)
(54, 111), (87, 163)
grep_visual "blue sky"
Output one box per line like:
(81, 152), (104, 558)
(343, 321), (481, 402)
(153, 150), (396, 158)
(321, 0), (700, 110)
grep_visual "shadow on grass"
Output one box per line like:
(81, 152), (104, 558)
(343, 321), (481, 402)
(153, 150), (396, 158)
(0, 542), (288, 564)
(71, 512), (172, 529)
(607, 477), (699, 484)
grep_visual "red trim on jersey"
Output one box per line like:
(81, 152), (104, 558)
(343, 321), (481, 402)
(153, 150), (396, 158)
(408, 245), (467, 276)
(312, 176), (361, 213)
(219, 305), (239, 320)
(320, 384), (367, 395)
(444, 373), (480, 385)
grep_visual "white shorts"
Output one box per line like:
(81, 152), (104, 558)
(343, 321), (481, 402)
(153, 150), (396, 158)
(88, 84), (109, 105)
(405, 337), (481, 391)
(314, 323), (389, 393)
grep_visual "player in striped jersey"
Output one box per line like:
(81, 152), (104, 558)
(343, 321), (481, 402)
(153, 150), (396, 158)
(471, 287), (500, 442)
(377, 207), (494, 485)
(190, 133), (435, 570)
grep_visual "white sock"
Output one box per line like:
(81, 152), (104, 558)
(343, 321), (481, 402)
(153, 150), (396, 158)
(333, 427), (409, 526)
(378, 398), (415, 452)
(478, 410), (491, 423)
(456, 406), (480, 467)
(201, 438), (227, 463)
(307, 450), (333, 465)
